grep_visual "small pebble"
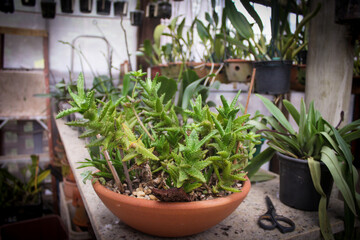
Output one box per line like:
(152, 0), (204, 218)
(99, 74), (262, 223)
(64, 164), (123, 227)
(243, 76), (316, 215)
(149, 195), (158, 200)
(136, 191), (146, 197)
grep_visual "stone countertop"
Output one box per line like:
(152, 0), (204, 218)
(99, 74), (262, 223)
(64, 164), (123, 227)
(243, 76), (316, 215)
(56, 118), (345, 240)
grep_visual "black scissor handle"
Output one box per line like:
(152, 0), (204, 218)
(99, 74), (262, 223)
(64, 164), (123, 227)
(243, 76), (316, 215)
(258, 214), (277, 230)
(258, 214), (295, 233)
(273, 215), (295, 233)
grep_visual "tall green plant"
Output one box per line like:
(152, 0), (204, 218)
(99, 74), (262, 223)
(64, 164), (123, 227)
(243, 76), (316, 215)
(225, 0), (320, 61)
(246, 95), (360, 240)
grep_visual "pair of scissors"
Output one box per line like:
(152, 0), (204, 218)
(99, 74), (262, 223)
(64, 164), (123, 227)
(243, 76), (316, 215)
(258, 196), (295, 233)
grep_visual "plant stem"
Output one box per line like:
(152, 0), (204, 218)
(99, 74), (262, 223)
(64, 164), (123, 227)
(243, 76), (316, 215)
(96, 134), (124, 192)
(131, 105), (155, 141)
(119, 149), (133, 192)
(120, 15), (132, 71)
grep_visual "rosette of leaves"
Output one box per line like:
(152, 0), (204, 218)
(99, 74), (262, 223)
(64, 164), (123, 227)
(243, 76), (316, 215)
(56, 70), (261, 201)
(246, 95), (360, 240)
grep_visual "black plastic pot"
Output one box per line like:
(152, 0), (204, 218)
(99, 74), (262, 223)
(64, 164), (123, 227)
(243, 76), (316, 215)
(0, 193), (43, 225)
(80, 0), (92, 13)
(277, 152), (334, 211)
(114, 1), (128, 17)
(21, 0), (36, 7)
(41, 0), (56, 19)
(0, 0), (14, 13)
(97, 0), (110, 15)
(145, 2), (156, 18)
(254, 60), (292, 95)
(0, 215), (68, 240)
(155, 1), (171, 19)
(130, 10), (144, 26)
(61, 0), (73, 13)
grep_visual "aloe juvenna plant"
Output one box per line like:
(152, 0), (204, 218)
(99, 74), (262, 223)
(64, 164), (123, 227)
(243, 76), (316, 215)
(56, 70), (261, 201)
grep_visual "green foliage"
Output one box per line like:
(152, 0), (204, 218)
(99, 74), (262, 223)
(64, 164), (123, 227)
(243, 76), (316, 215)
(57, 71), (261, 197)
(225, 0), (320, 61)
(249, 95), (360, 240)
(0, 155), (50, 207)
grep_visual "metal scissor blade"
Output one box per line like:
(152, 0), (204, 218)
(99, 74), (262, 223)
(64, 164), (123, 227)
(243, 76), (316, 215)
(265, 196), (276, 212)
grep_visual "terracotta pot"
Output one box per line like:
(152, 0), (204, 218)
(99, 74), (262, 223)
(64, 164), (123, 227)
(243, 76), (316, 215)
(63, 177), (77, 200)
(290, 64), (306, 92)
(224, 59), (253, 83)
(189, 62), (228, 83)
(92, 178), (251, 237)
(160, 62), (183, 79)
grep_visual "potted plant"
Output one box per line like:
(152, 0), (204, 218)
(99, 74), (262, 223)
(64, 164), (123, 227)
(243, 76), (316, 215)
(154, 1), (171, 19)
(56, 70), (261, 237)
(223, 0), (264, 83)
(41, 0), (56, 19)
(0, 155), (51, 224)
(195, 9), (228, 84)
(114, 0), (128, 17)
(79, 0), (92, 13)
(21, 0), (35, 7)
(145, 1), (156, 18)
(226, 0), (320, 94)
(246, 95), (360, 240)
(96, 0), (111, 15)
(60, 0), (74, 13)
(130, 0), (144, 26)
(0, 0), (14, 13)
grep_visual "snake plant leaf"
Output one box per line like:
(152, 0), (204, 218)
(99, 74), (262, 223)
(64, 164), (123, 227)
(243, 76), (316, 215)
(307, 157), (334, 240)
(338, 119), (360, 136)
(342, 130), (360, 143)
(283, 100), (300, 125)
(330, 125), (353, 173)
(257, 94), (295, 135)
(321, 146), (356, 215)
(225, 0), (253, 39)
(245, 148), (276, 178)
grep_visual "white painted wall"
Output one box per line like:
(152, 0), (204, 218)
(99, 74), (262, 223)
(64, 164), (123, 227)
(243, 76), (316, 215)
(1, 0), (138, 87)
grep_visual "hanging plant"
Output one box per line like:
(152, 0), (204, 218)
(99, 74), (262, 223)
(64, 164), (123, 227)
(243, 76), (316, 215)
(60, 0), (74, 13)
(145, 2), (156, 18)
(114, 1), (128, 17)
(130, 0), (144, 26)
(21, 0), (36, 7)
(0, 0), (14, 13)
(155, 1), (171, 19)
(80, 0), (92, 13)
(96, 0), (111, 15)
(41, 0), (56, 19)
